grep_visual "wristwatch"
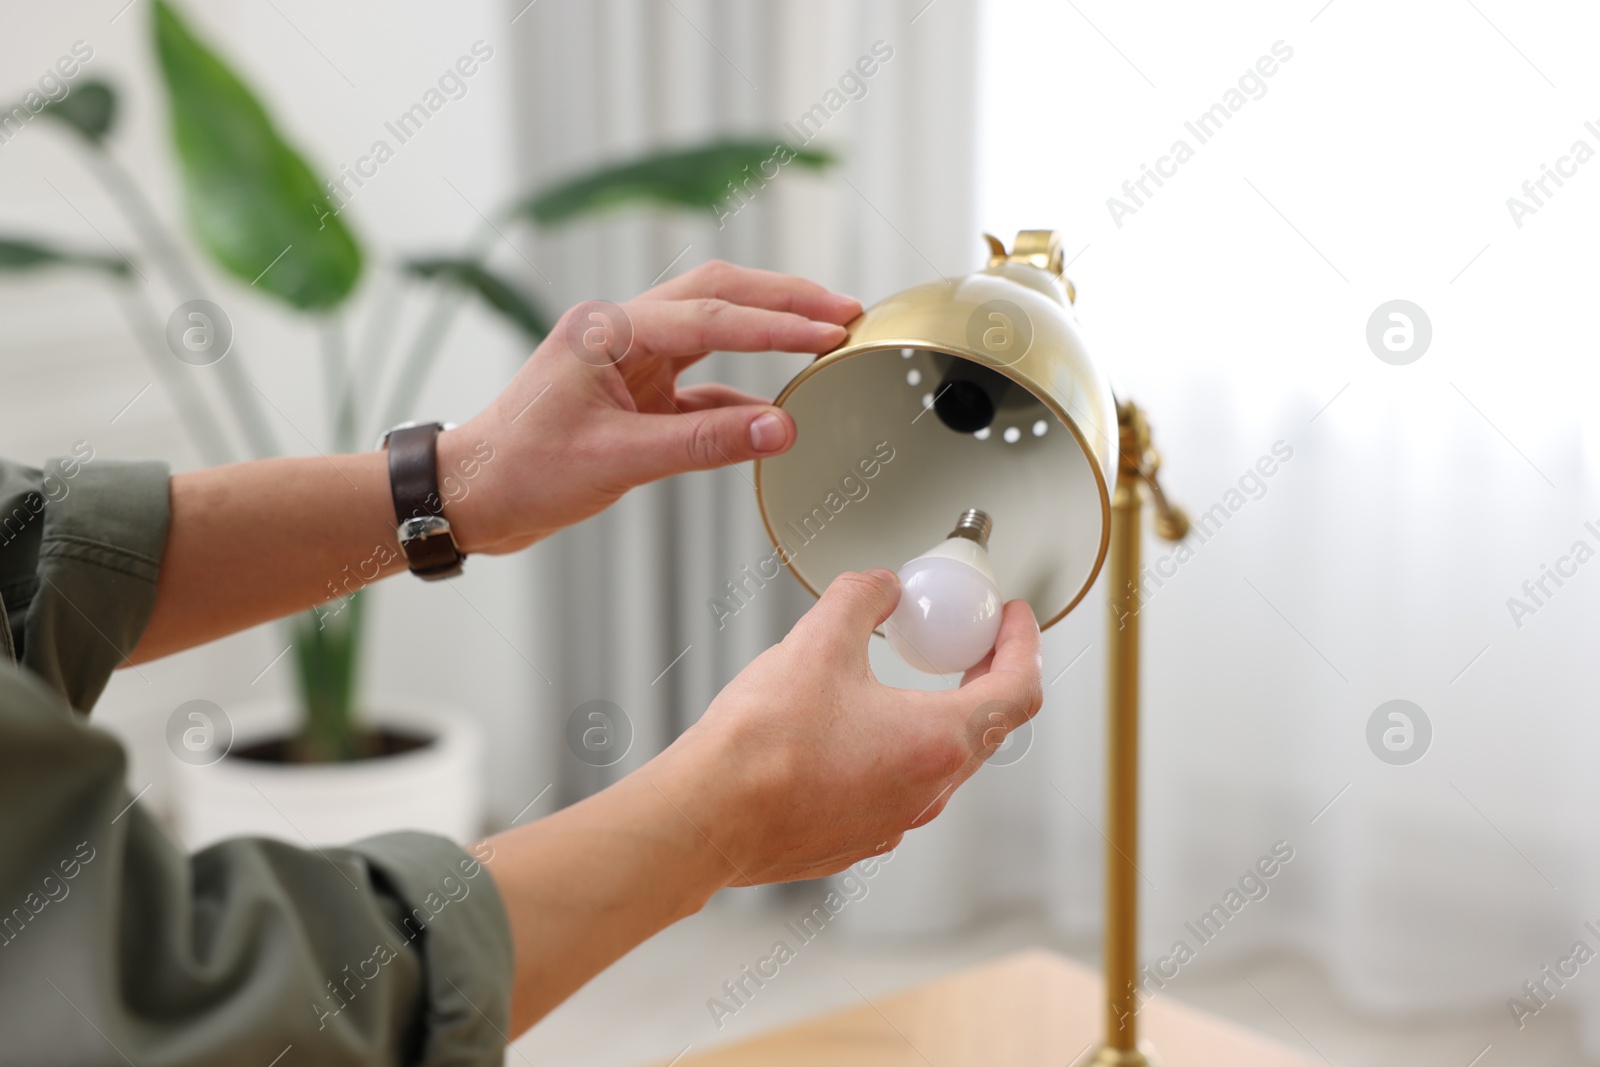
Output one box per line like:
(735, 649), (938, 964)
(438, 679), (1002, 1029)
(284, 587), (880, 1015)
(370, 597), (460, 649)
(378, 420), (465, 580)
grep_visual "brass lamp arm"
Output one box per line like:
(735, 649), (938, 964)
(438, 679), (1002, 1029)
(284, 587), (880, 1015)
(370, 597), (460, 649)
(1115, 400), (1188, 542)
(1137, 460), (1188, 543)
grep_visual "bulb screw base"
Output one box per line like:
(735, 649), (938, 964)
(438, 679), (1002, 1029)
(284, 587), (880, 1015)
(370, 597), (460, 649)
(948, 508), (994, 549)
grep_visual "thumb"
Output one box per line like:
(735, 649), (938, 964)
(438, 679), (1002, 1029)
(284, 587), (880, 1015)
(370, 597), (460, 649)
(616, 405), (796, 482)
(794, 569), (902, 661)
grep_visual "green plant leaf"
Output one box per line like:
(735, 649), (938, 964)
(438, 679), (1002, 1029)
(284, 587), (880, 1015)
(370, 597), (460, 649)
(521, 138), (834, 226)
(0, 236), (129, 276)
(152, 0), (361, 309)
(38, 80), (117, 143)
(404, 257), (551, 342)
(290, 593), (366, 762)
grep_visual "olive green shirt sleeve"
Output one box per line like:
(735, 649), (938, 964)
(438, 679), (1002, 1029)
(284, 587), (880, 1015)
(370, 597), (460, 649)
(0, 664), (514, 1065)
(0, 454), (169, 713)
(0, 456), (515, 1064)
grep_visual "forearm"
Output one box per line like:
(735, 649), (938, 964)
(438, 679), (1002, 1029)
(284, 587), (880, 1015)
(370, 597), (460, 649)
(130, 451), (399, 661)
(124, 263), (860, 665)
(130, 430), (501, 662)
(482, 750), (735, 1036)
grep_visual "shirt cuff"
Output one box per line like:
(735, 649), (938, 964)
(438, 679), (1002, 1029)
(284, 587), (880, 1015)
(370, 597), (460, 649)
(348, 831), (515, 1067)
(21, 458), (170, 712)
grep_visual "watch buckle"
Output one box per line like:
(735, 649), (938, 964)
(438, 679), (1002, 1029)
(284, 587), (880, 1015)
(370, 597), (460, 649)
(398, 514), (455, 545)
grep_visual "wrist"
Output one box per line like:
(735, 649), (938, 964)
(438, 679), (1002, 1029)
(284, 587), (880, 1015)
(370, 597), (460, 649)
(433, 425), (501, 554)
(643, 720), (766, 891)
(619, 759), (740, 911)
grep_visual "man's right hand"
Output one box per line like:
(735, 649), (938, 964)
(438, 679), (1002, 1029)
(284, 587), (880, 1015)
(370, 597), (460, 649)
(650, 568), (1045, 885)
(483, 568), (1043, 1033)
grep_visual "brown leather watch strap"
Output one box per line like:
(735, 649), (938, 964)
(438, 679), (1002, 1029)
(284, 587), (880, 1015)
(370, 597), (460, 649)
(385, 422), (465, 580)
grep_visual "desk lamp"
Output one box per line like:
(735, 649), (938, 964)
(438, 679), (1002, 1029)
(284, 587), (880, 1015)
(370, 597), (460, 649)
(754, 229), (1188, 1066)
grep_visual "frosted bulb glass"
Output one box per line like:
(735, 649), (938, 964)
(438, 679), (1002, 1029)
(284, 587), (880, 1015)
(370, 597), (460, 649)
(885, 512), (1002, 674)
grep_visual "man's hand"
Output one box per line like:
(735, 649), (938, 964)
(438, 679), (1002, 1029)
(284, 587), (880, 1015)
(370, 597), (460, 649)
(483, 569), (1044, 1032)
(441, 260), (861, 554)
(133, 260), (858, 662)
(646, 568), (1045, 883)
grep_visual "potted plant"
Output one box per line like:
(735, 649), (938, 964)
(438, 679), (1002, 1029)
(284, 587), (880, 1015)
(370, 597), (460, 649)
(2, 0), (831, 846)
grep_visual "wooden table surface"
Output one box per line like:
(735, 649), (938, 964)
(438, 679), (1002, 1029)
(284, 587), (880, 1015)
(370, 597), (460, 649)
(669, 949), (1319, 1067)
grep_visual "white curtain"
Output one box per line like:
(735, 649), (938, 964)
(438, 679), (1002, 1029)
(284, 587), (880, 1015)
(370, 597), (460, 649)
(507, 0), (981, 808)
(983, 0), (1600, 1050)
(505, 0), (1600, 1049)
(508, 0), (1600, 1049)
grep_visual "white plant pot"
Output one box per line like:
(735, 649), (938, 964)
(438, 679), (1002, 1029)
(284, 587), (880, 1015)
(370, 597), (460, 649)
(173, 697), (485, 851)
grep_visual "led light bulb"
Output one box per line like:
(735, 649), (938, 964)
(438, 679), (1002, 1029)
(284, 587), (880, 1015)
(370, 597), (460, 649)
(885, 509), (1002, 674)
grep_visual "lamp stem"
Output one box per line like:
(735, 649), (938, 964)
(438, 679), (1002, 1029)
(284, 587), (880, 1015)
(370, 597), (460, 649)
(1102, 430), (1148, 1061)
(1093, 400), (1184, 1067)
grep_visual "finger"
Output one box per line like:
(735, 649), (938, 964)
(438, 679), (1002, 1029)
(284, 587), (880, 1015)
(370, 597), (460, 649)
(644, 259), (862, 325)
(961, 600), (1041, 691)
(940, 600), (1043, 732)
(791, 569), (901, 664)
(958, 601), (1032, 686)
(623, 299), (845, 359)
(603, 403), (797, 483)
(672, 382), (772, 413)
(959, 646), (997, 687)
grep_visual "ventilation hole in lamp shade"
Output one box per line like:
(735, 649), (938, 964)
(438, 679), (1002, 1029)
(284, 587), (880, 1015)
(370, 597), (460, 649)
(974, 427), (991, 440)
(901, 349), (914, 358)
(1003, 426), (1022, 444)
(1032, 419), (1048, 437)
(922, 392), (935, 408)
(907, 368), (923, 386)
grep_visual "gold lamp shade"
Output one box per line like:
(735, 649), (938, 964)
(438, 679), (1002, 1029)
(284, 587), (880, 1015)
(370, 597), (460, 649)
(754, 230), (1118, 630)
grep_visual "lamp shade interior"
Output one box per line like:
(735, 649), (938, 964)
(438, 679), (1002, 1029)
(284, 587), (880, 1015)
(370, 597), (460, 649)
(756, 346), (1109, 630)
